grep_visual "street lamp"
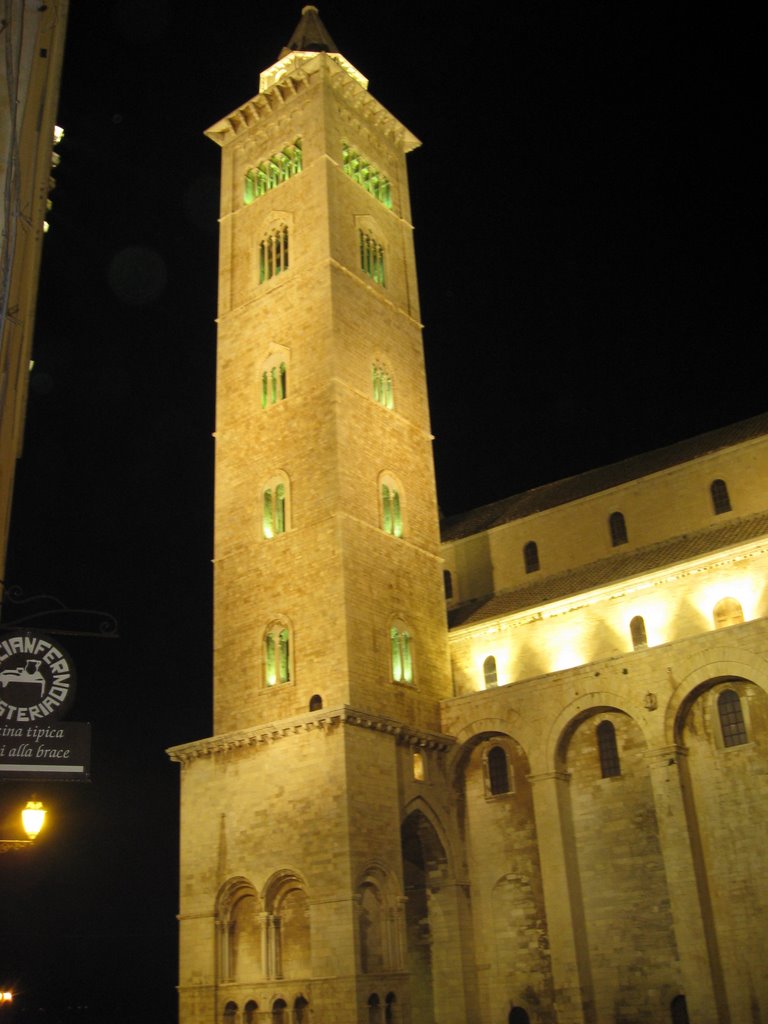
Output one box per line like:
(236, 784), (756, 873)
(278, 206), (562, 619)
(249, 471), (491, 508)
(0, 800), (47, 852)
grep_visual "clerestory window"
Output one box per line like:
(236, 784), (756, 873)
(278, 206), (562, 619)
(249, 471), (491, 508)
(523, 541), (539, 574)
(359, 230), (385, 285)
(264, 625), (291, 686)
(710, 478), (731, 515)
(244, 140), (302, 203)
(259, 225), (289, 283)
(609, 511), (628, 547)
(630, 615), (648, 650)
(483, 655), (498, 688)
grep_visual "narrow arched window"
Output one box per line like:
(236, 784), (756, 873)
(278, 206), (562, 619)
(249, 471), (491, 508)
(359, 230), (385, 285)
(223, 1003), (238, 1023)
(713, 596), (744, 629)
(630, 615), (647, 650)
(372, 364), (394, 409)
(487, 745), (511, 795)
(244, 1002), (258, 1024)
(509, 1010), (531, 1024)
(523, 541), (539, 574)
(263, 479), (288, 538)
(309, 694), (323, 712)
(381, 482), (403, 537)
(264, 625), (291, 686)
(718, 689), (748, 747)
(368, 993), (382, 1024)
(597, 721), (621, 777)
(483, 655), (498, 688)
(390, 626), (413, 684)
(259, 224), (289, 283)
(412, 751), (425, 781)
(710, 479), (731, 515)
(385, 993), (396, 1023)
(670, 994), (690, 1024)
(272, 1000), (288, 1024)
(609, 511), (628, 546)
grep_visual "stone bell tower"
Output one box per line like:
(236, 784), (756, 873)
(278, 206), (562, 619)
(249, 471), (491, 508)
(169, 8), (466, 1024)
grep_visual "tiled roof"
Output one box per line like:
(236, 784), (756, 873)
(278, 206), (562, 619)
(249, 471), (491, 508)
(441, 413), (768, 543)
(448, 509), (768, 629)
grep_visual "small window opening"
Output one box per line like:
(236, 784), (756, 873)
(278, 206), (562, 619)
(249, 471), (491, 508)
(381, 483), (403, 537)
(670, 995), (690, 1024)
(263, 482), (286, 538)
(244, 1002), (258, 1024)
(359, 230), (385, 285)
(385, 992), (396, 1023)
(597, 720), (621, 777)
(710, 479), (731, 515)
(259, 225), (289, 283)
(523, 541), (539, 574)
(487, 745), (510, 795)
(372, 364), (394, 409)
(443, 570), (453, 599)
(483, 655), (498, 688)
(309, 694), (323, 712)
(718, 689), (748, 747)
(265, 626), (290, 686)
(713, 596), (744, 629)
(609, 511), (628, 546)
(412, 751), (425, 781)
(630, 615), (647, 650)
(390, 626), (413, 684)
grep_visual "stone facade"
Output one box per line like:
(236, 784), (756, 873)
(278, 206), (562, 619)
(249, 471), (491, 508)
(170, 10), (768, 1024)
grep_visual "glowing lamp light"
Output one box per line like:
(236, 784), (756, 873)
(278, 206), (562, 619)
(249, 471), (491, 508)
(21, 800), (46, 840)
(1, 992), (13, 1003)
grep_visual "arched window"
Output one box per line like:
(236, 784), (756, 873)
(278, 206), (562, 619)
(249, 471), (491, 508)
(710, 478), (731, 515)
(487, 745), (511, 795)
(368, 993), (382, 1024)
(264, 624), (291, 686)
(359, 229), (385, 285)
(390, 625), (413, 684)
(443, 570), (453, 599)
(385, 993), (397, 1023)
(713, 596), (744, 629)
(372, 363), (394, 409)
(294, 997), (309, 1024)
(261, 358), (287, 407)
(245, 140), (302, 204)
(718, 689), (748, 747)
(597, 721), (621, 777)
(483, 655), (498, 688)
(523, 540), (539, 574)
(412, 751), (425, 781)
(259, 224), (289, 283)
(670, 994), (690, 1024)
(309, 694), (323, 712)
(263, 478), (288, 538)
(244, 1002), (258, 1024)
(630, 615), (647, 650)
(223, 1003), (238, 1023)
(272, 1000), (288, 1024)
(509, 1010), (531, 1024)
(381, 479), (403, 537)
(609, 511), (628, 546)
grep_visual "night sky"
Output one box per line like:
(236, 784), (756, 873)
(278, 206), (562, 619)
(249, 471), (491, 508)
(0, 2), (763, 1021)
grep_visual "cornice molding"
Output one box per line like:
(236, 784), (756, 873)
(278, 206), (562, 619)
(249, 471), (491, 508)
(167, 705), (454, 765)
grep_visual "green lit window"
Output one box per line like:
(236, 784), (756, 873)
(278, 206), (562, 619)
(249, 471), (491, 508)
(381, 482), (403, 537)
(259, 225), (289, 283)
(342, 144), (392, 208)
(359, 230), (385, 285)
(263, 482), (286, 538)
(390, 625), (413, 684)
(244, 140), (302, 204)
(372, 364), (393, 409)
(262, 361), (287, 408)
(265, 625), (291, 686)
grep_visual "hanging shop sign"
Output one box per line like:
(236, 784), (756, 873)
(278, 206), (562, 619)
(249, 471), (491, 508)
(0, 630), (90, 780)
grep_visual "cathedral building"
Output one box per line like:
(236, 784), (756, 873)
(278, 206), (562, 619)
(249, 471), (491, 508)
(169, 9), (768, 1024)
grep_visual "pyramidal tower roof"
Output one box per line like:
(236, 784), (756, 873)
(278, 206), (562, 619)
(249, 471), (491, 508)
(258, 6), (368, 93)
(279, 5), (339, 58)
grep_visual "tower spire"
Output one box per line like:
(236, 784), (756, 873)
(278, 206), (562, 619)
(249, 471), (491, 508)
(279, 5), (338, 58)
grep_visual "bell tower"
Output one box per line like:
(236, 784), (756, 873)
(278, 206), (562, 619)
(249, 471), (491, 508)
(170, 9), (463, 1024)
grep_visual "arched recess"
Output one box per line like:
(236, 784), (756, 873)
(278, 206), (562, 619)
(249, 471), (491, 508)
(263, 869), (311, 979)
(217, 877), (261, 984)
(356, 864), (402, 974)
(558, 703), (679, 1021)
(400, 802), (472, 1024)
(546, 690), (649, 774)
(453, 730), (553, 1018)
(673, 672), (768, 1022)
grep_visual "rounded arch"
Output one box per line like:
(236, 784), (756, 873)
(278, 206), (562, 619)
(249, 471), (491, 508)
(447, 715), (525, 779)
(665, 645), (768, 744)
(217, 875), (259, 918)
(545, 690), (648, 772)
(261, 867), (309, 909)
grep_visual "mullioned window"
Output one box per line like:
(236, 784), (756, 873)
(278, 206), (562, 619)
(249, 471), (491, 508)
(342, 144), (392, 208)
(245, 140), (302, 203)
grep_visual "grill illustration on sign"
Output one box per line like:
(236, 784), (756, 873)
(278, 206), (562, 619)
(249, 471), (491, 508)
(0, 659), (47, 698)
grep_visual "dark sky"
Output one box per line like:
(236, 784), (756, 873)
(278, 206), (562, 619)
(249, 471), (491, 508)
(0, 2), (763, 1021)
